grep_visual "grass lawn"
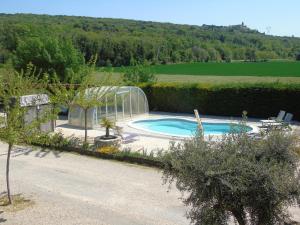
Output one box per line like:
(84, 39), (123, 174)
(109, 61), (300, 77)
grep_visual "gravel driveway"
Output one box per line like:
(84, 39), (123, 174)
(0, 142), (188, 225)
(1, 142), (299, 225)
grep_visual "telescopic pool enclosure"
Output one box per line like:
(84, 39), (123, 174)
(68, 86), (149, 128)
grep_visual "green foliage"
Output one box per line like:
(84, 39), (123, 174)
(72, 72), (116, 111)
(100, 117), (115, 137)
(159, 129), (300, 225)
(28, 132), (81, 149)
(245, 48), (257, 62)
(141, 82), (300, 120)
(0, 66), (47, 145)
(13, 36), (85, 83)
(1, 14), (300, 69)
(123, 64), (157, 85)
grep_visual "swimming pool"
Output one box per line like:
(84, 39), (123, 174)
(131, 118), (253, 137)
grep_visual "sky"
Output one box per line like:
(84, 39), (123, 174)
(1, 0), (299, 37)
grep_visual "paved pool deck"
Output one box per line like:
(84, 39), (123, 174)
(55, 112), (300, 153)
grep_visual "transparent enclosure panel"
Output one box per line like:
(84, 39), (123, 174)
(123, 92), (131, 119)
(68, 105), (94, 128)
(68, 86), (149, 128)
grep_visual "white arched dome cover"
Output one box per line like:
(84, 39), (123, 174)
(68, 86), (149, 128)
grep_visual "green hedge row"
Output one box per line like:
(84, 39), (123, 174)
(141, 83), (300, 120)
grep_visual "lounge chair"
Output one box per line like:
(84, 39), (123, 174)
(261, 113), (293, 130)
(260, 110), (286, 126)
(282, 113), (293, 125)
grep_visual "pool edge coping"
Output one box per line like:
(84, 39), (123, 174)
(128, 116), (259, 139)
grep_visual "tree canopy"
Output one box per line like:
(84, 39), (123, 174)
(160, 128), (300, 225)
(0, 13), (300, 72)
(14, 36), (85, 83)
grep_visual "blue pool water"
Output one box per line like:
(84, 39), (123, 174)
(133, 118), (252, 137)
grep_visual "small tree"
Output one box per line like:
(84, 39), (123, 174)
(100, 117), (115, 138)
(0, 66), (47, 204)
(123, 64), (156, 85)
(49, 56), (118, 144)
(72, 74), (115, 143)
(48, 73), (78, 128)
(160, 128), (300, 225)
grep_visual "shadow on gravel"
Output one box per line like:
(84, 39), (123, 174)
(0, 147), (32, 158)
(34, 149), (62, 158)
(0, 219), (7, 224)
(2, 146), (63, 159)
(0, 203), (7, 223)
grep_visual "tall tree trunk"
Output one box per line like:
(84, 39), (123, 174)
(84, 108), (88, 143)
(106, 127), (109, 137)
(51, 104), (56, 131)
(232, 209), (246, 225)
(6, 143), (12, 204)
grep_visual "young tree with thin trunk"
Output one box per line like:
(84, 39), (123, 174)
(50, 55), (118, 144)
(0, 66), (46, 204)
(73, 74), (115, 143)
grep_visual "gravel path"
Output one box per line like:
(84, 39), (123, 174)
(0, 142), (188, 225)
(1, 142), (299, 225)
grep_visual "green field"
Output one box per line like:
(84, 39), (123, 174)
(105, 61), (300, 84)
(151, 61), (300, 77)
(112, 61), (300, 77)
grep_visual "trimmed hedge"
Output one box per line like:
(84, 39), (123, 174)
(141, 83), (300, 120)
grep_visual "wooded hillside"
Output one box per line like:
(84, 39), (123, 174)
(1, 13), (300, 68)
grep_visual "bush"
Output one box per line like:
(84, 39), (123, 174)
(27, 132), (81, 149)
(123, 64), (157, 85)
(141, 83), (300, 120)
(160, 129), (300, 225)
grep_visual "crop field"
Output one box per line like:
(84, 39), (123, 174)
(150, 61), (300, 77)
(103, 61), (300, 84)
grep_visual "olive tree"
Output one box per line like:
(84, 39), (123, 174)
(160, 129), (300, 225)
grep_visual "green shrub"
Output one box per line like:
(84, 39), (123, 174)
(160, 129), (300, 225)
(27, 132), (81, 149)
(141, 83), (300, 120)
(123, 64), (157, 85)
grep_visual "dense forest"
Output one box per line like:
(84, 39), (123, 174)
(0, 13), (300, 81)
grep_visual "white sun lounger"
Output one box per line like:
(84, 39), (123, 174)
(260, 110), (286, 126)
(261, 113), (294, 129)
(282, 113), (293, 125)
